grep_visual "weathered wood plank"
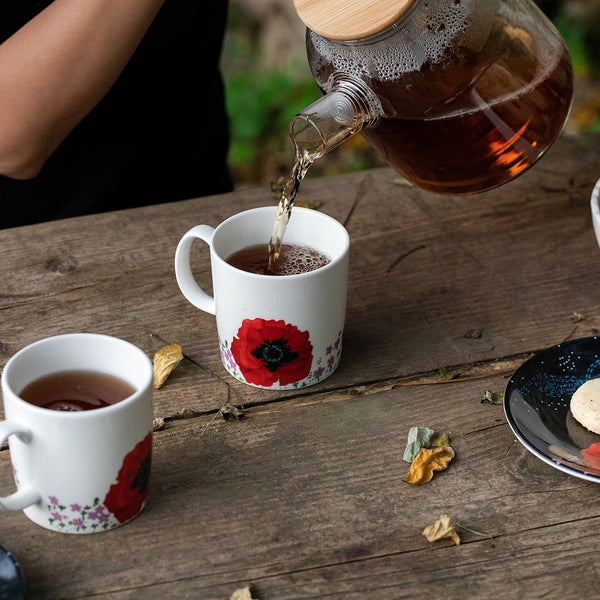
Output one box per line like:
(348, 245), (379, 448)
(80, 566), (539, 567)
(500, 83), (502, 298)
(1, 135), (598, 407)
(1, 375), (597, 599)
(0, 134), (599, 598)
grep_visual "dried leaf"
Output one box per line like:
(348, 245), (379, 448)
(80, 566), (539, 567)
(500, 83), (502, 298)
(153, 343), (183, 389)
(392, 176), (411, 186)
(405, 446), (455, 485)
(219, 401), (245, 421)
(152, 417), (166, 431)
(423, 514), (461, 546)
(481, 390), (503, 405)
(430, 433), (451, 448)
(571, 311), (586, 324)
(403, 426), (435, 463)
(180, 407), (196, 419)
(230, 586), (257, 600)
(438, 365), (454, 380)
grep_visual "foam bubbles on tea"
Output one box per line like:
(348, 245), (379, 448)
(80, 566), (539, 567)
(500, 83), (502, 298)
(20, 370), (136, 412)
(227, 243), (330, 276)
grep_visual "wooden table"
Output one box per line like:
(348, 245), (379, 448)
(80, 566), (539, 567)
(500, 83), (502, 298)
(1, 133), (600, 599)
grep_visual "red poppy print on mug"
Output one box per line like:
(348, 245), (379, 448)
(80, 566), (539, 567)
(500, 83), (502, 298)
(104, 432), (152, 524)
(43, 432), (152, 533)
(231, 318), (313, 387)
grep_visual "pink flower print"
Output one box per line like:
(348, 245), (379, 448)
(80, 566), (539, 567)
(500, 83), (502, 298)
(70, 503), (81, 512)
(49, 495), (59, 505)
(88, 504), (109, 523)
(51, 512), (63, 521)
(313, 366), (325, 379)
(223, 348), (237, 370)
(326, 345), (333, 355)
(87, 506), (103, 521)
(327, 356), (335, 367)
(334, 337), (341, 350)
(72, 518), (84, 527)
(96, 510), (110, 524)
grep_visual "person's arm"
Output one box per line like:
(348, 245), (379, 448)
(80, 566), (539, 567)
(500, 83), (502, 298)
(0, 0), (165, 179)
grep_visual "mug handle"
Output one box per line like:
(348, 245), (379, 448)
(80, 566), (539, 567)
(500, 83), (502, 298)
(174, 225), (216, 315)
(0, 422), (41, 511)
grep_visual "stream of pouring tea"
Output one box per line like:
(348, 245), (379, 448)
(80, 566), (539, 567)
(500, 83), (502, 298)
(268, 150), (314, 270)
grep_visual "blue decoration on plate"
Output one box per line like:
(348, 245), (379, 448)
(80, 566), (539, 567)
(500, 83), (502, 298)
(0, 544), (25, 600)
(504, 336), (600, 482)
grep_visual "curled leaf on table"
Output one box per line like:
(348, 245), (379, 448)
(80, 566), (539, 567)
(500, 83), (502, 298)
(153, 343), (183, 389)
(152, 417), (166, 431)
(571, 311), (586, 324)
(438, 365), (455, 380)
(230, 586), (258, 600)
(430, 432), (451, 448)
(219, 401), (245, 421)
(180, 407), (196, 419)
(481, 390), (503, 405)
(422, 514), (461, 546)
(405, 445), (455, 485)
(402, 427), (435, 463)
(403, 426), (435, 463)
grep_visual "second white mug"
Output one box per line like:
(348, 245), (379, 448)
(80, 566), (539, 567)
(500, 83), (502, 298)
(0, 334), (153, 534)
(175, 206), (349, 390)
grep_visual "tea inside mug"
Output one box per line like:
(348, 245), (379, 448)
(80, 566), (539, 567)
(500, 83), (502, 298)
(19, 370), (136, 412)
(226, 243), (330, 276)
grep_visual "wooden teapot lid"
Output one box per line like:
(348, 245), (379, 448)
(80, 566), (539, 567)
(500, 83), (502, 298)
(293, 0), (417, 41)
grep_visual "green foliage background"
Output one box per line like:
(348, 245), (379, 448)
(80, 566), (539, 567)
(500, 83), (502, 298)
(222, 1), (600, 189)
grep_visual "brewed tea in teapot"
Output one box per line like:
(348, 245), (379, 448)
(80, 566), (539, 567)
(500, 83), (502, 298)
(292, 0), (573, 194)
(269, 0), (573, 264)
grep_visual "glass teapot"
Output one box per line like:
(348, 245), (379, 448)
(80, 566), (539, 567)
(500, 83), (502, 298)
(290, 0), (573, 194)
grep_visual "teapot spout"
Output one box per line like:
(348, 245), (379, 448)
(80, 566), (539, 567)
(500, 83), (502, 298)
(289, 73), (383, 160)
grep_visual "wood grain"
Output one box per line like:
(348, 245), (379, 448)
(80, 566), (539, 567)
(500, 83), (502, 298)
(292, 0), (415, 40)
(0, 133), (599, 598)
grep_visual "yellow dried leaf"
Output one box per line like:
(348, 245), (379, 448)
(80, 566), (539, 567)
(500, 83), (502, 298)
(423, 514), (461, 546)
(430, 433), (451, 448)
(152, 417), (166, 431)
(229, 587), (257, 600)
(153, 343), (183, 389)
(405, 446), (455, 485)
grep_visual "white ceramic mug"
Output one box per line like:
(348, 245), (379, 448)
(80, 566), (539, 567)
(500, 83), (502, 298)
(0, 334), (153, 534)
(175, 206), (349, 390)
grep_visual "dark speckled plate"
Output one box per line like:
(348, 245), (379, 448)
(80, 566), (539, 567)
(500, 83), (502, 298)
(504, 336), (600, 482)
(0, 545), (25, 600)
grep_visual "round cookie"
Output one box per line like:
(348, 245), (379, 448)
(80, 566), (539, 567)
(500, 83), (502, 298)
(571, 379), (600, 434)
